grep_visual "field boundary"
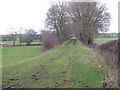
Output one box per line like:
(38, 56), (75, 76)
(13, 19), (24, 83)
(1, 44), (42, 48)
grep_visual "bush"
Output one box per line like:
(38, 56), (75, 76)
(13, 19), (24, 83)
(96, 39), (120, 88)
(97, 39), (119, 66)
(41, 31), (61, 51)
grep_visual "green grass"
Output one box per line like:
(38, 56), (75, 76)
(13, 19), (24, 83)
(0, 40), (41, 45)
(94, 38), (118, 45)
(2, 41), (105, 88)
(2, 46), (43, 68)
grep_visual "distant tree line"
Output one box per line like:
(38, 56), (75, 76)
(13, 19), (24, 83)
(2, 29), (41, 45)
(45, 1), (111, 44)
(98, 33), (120, 38)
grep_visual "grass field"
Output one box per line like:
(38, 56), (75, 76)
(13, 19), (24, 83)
(2, 46), (43, 68)
(2, 41), (106, 88)
(0, 40), (41, 45)
(94, 38), (118, 45)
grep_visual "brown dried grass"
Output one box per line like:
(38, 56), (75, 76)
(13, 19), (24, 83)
(96, 39), (120, 88)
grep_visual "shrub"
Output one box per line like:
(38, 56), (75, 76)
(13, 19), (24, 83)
(41, 31), (61, 51)
(97, 39), (119, 66)
(96, 39), (120, 88)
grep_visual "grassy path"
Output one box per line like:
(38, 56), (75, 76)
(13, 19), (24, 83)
(2, 41), (105, 88)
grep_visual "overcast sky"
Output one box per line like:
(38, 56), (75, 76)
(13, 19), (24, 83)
(0, 0), (119, 35)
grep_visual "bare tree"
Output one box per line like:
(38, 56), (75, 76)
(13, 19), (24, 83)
(8, 29), (17, 45)
(23, 29), (37, 45)
(45, 2), (70, 41)
(16, 28), (25, 45)
(67, 2), (111, 44)
(45, 2), (111, 44)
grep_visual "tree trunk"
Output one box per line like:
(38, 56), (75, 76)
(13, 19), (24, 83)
(13, 41), (15, 45)
(19, 40), (21, 46)
(27, 42), (31, 46)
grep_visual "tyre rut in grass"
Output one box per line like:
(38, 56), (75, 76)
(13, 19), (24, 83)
(2, 42), (72, 88)
(53, 45), (77, 88)
(27, 43), (77, 88)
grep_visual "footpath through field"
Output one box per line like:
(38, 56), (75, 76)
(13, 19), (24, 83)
(2, 40), (105, 88)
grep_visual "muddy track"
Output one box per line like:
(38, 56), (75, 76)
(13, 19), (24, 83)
(37, 44), (77, 88)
